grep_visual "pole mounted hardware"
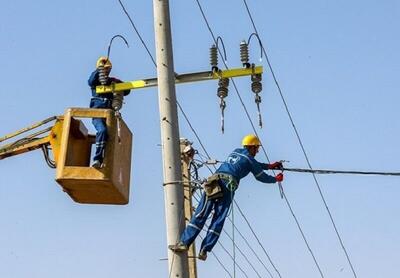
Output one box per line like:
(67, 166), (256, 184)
(95, 66), (263, 94)
(242, 33), (265, 128)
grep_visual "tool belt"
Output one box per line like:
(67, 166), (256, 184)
(203, 173), (238, 200)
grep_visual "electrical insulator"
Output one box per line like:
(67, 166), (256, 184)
(240, 40), (250, 68)
(210, 44), (218, 71)
(251, 74), (262, 93)
(251, 74), (263, 128)
(98, 65), (109, 85)
(112, 93), (124, 112)
(112, 92), (124, 143)
(217, 78), (229, 99)
(217, 78), (229, 133)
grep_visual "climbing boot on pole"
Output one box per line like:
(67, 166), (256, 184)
(198, 249), (207, 261)
(168, 242), (188, 252)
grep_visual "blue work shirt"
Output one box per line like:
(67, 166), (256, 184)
(216, 148), (277, 186)
(88, 69), (131, 108)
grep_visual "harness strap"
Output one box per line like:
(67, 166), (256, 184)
(215, 173), (238, 192)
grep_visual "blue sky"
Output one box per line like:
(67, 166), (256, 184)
(1, 0), (399, 277)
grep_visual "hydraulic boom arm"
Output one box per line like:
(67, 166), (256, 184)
(0, 116), (64, 167)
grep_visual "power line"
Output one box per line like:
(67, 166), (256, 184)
(193, 153), (279, 277)
(225, 215), (275, 278)
(234, 201), (283, 278)
(176, 101), (214, 161)
(192, 193), (264, 278)
(117, 0), (215, 167)
(115, 2), (241, 277)
(240, 1), (358, 277)
(116, 1), (314, 277)
(193, 0), (325, 276)
(117, 0), (157, 67)
(198, 233), (234, 278)
(194, 153), (280, 278)
(284, 167), (400, 176)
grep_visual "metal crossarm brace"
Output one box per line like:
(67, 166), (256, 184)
(96, 66), (263, 94)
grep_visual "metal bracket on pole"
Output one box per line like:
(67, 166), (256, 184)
(95, 66), (263, 94)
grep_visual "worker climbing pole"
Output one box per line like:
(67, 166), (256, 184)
(169, 134), (284, 262)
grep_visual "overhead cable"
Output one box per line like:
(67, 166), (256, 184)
(192, 194), (264, 278)
(234, 201), (282, 278)
(193, 152), (279, 277)
(241, 1), (358, 277)
(115, 5), (248, 276)
(225, 215), (275, 278)
(117, 0), (157, 67)
(284, 167), (400, 176)
(198, 233), (234, 278)
(194, 0), (323, 276)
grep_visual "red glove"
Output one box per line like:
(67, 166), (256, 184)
(275, 173), (284, 182)
(269, 161), (283, 170)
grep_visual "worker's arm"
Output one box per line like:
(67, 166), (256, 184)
(249, 156), (277, 183)
(88, 69), (99, 88)
(260, 161), (283, 170)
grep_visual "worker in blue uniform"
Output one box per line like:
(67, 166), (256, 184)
(169, 134), (284, 261)
(88, 56), (130, 168)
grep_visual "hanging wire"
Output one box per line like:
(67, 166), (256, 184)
(116, 1), (283, 276)
(198, 233), (234, 278)
(192, 193), (264, 278)
(231, 189), (237, 278)
(240, 1), (358, 277)
(225, 215), (275, 278)
(41, 145), (56, 169)
(106, 34), (129, 61)
(193, 0), (326, 276)
(115, 3), (243, 277)
(117, 0), (157, 67)
(234, 201), (282, 278)
(247, 32), (264, 62)
(284, 167), (400, 176)
(195, 133), (280, 276)
(192, 157), (277, 278)
(211, 36), (228, 70)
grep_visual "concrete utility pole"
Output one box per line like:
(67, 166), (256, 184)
(153, 1), (189, 277)
(180, 139), (198, 278)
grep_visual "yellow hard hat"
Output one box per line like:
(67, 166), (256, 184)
(242, 134), (261, 146)
(96, 56), (112, 69)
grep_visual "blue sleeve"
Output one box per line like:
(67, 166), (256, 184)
(249, 157), (276, 184)
(88, 69), (99, 88)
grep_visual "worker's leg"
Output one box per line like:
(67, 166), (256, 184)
(92, 118), (108, 163)
(200, 189), (234, 252)
(180, 192), (214, 247)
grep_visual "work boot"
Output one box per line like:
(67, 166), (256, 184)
(198, 249), (207, 261)
(92, 160), (102, 168)
(168, 242), (188, 252)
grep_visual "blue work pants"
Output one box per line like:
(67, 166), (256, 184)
(92, 118), (108, 163)
(180, 182), (234, 252)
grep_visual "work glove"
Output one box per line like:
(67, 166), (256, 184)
(268, 161), (283, 170)
(275, 173), (284, 182)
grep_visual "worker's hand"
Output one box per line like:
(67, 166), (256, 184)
(275, 173), (284, 182)
(269, 161), (283, 170)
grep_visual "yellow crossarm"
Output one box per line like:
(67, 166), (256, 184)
(96, 66), (263, 94)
